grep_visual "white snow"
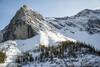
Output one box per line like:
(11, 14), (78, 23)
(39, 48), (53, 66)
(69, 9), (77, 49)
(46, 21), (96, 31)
(39, 30), (76, 46)
(16, 35), (40, 52)
(0, 41), (21, 67)
(46, 14), (100, 50)
(40, 31), (49, 46)
(61, 27), (100, 50)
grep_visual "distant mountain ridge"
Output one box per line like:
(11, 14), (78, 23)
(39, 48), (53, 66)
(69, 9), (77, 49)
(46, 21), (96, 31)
(47, 9), (100, 34)
(45, 8), (100, 49)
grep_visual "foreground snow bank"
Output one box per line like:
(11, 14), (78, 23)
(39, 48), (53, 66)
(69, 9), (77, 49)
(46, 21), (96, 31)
(0, 41), (21, 67)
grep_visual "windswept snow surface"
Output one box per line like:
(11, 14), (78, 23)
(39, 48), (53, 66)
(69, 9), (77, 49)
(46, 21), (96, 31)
(46, 17), (100, 50)
(16, 35), (40, 52)
(39, 30), (76, 46)
(40, 31), (49, 46)
(16, 30), (76, 48)
(60, 27), (100, 50)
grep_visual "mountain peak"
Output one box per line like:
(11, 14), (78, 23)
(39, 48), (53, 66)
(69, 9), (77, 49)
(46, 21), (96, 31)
(14, 5), (44, 22)
(75, 9), (93, 17)
(16, 5), (33, 17)
(74, 9), (100, 18)
(1, 5), (42, 42)
(22, 5), (29, 9)
(20, 5), (31, 11)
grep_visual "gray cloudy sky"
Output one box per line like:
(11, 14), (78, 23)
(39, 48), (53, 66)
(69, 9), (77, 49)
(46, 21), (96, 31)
(0, 0), (100, 29)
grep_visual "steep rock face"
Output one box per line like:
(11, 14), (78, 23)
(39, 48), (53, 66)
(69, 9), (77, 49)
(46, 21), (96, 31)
(75, 9), (100, 34)
(2, 5), (44, 42)
(0, 31), (3, 42)
(86, 19), (100, 34)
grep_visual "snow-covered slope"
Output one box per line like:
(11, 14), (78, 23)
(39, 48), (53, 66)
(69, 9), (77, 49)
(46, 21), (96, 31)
(0, 41), (21, 67)
(45, 9), (100, 50)
(0, 38), (100, 67)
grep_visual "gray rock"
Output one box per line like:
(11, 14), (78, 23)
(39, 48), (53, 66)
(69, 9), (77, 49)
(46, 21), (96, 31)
(2, 5), (44, 42)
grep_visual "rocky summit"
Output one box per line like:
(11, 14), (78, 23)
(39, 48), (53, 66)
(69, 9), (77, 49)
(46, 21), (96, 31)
(1, 5), (44, 42)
